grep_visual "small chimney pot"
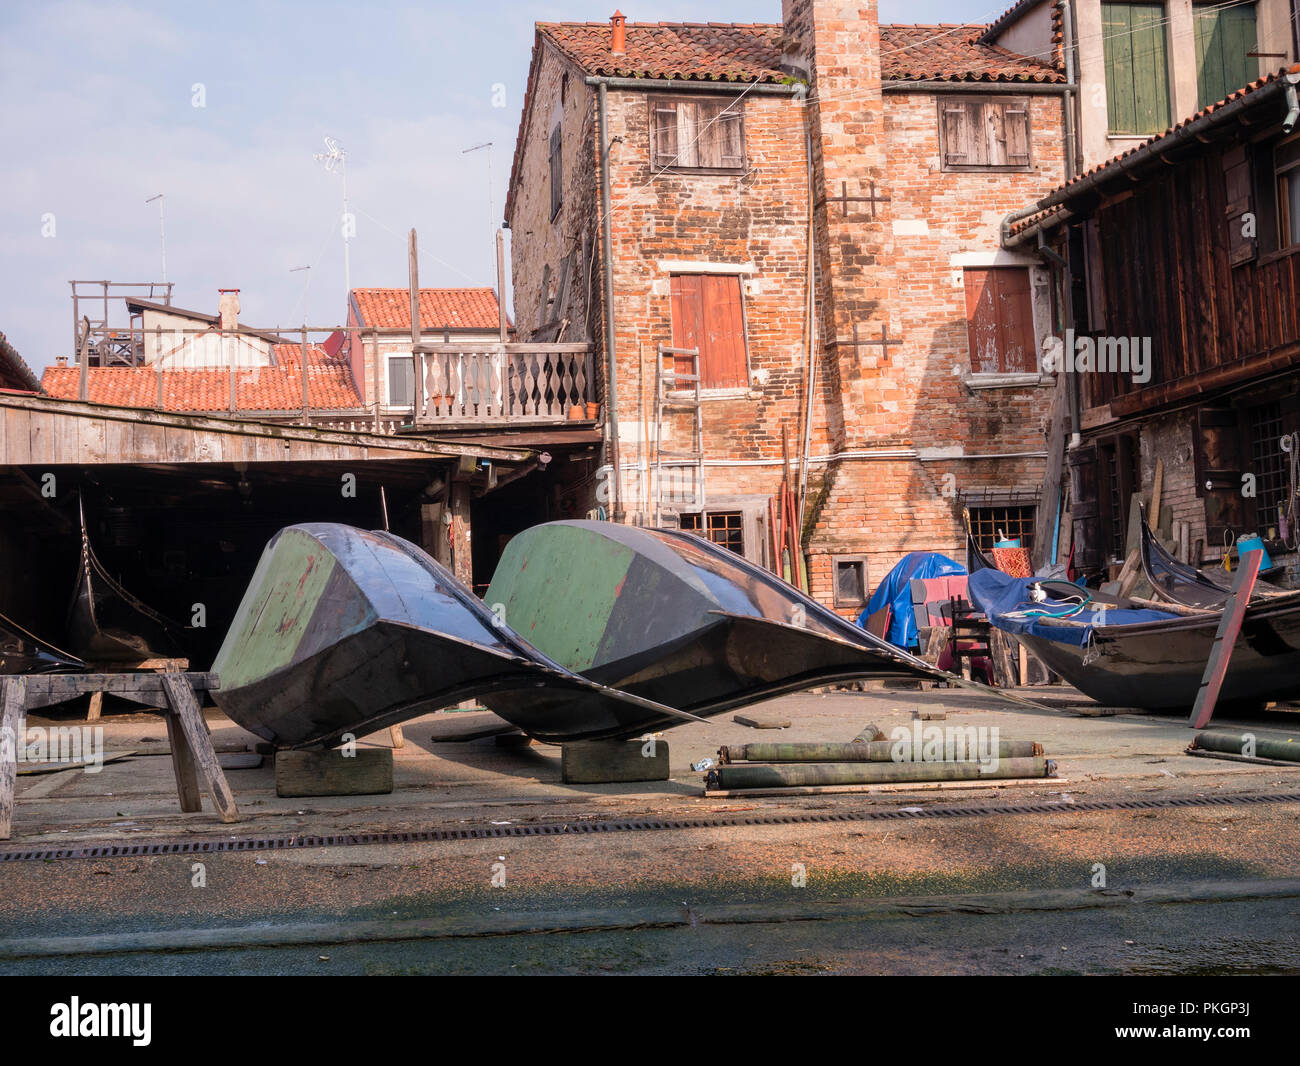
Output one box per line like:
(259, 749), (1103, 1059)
(611, 10), (626, 55)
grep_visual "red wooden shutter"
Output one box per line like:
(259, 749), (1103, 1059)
(669, 274), (748, 388)
(963, 268), (1036, 374)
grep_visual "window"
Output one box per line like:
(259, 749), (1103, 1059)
(549, 125), (563, 220)
(1102, 3), (1171, 135)
(967, 505), (1037, 555)
(833, 555), (870, 609)
(1195, 1), (1257, 110)
(1249, 401), (1288, 535)
(650, 97), (744, 172)
(1276, 135), (1300, 249)
(669, 274), (749, 389)
(963, 268), (1037, 374)
(938, 97), (1031, 171)
(681, 510), (744, 554)
(387, 355), (414, 407)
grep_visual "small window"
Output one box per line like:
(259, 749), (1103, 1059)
(1101, 3), (1170, 134)
(650, 97), (745, 172)
(669, 274), (749, 389)
(549, 124), (563, 220)
(681, 510), (744, 554)
(967, 504), (1037, 555)
(939, 96), (1031, 172)
(963, 268), (1037, 374)
(1276, 135), (1300, 249)
(833, 555), (869, 609)
(387, 355), (415, 407)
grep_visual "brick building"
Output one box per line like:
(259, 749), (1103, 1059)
(506, 2), (1072, 612)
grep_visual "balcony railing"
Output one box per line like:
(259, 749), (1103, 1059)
(412, 342), (596, 425)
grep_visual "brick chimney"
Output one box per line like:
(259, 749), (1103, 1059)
(782, 0), (896, 452)
(610, 10), (626, 55)
(218, 288), (240, 331)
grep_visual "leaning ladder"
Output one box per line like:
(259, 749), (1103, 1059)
(653, 344), (705, 527)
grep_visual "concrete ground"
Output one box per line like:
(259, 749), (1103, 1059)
(3, 683), (1299, 975)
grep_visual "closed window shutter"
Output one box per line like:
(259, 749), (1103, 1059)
(549, 125), (563, 219)
(718, 108), (744, 168)
(1222, 144), (1257, 266)
(1195, 405), (1247, 543)
(1103, 3), (1171, 134)
(1195, 2), (1258, 110)
(1004, 105), (1030, 164)
(964, 268), (1036, 374)
(652, 98), (744, 170)
(670, 274), (748, 388)
(676, 100), (699, 168)
(941, 99), (1030, 170)
(653, 105), (679, 167)
(942, 102), (977, 167)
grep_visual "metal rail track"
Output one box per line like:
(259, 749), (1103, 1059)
(4, 790), (1300, 863)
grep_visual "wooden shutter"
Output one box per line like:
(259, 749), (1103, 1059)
(669, 274), (748, 388)
(1223, 143), (1257, 266)
(1195, 404), (1247, 543)
(1068, 443), (1104, 571)
(1195, 2), (1258, 110)
(963, 268), (1036, 374)
(1102, 3), (1170, 134)
(652, 103), (679, 168)
(549, 125), (563, 219)
(940, 98), (1031, 171)
(653, 98), (744, 171)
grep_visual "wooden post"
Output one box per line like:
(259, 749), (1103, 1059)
(409, 229), (423, 420)
(496, 228), (509, 343)
(1, 676), (26, 840)
(1189, 550), (1263, 729)
(450, 480), (472, 587)
(160, 674), (240, 823)
(77, 315), (90, 402)
(370, 327), (381, 431)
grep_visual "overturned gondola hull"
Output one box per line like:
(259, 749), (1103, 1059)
(211, 524), (698, 749)
(482, 521), (938, 739)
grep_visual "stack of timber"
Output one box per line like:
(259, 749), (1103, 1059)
(1186, 729), (1300, 765)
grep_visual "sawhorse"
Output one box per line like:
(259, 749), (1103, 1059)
(1, 670), (240, 840)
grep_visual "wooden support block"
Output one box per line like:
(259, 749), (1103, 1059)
(989, 629), (1020, 687)
(161, 674), (240, 823)
(389, 724), (405, 749)
(733, 713), (791, 729)
(165, 713), (203, 813)
(561, 739), (669, 784)
(86, 691), (103, 722)
(275, 748), (394, 797)
(913, 710), (946, 721)
(1, 676), (26, 841)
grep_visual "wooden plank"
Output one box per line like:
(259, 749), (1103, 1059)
(2, 407), (31, 464)
(161, 673), (240, 823)
(165, 712), (202, 813)
(1189, 549), (1263, 729)
(275, 748), (393, 797)
(21, 672), (219, 710)
(1, 677), (26, 840)
(85, 691), (103, 723)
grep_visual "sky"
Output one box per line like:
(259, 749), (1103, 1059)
(0, 0), (998, 372)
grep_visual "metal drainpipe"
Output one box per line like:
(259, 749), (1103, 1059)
(1062, 0), (1078, 180)
(597, 81), (624, 523)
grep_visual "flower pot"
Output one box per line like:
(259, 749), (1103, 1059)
(585, 402), (600, 420)
(568, 404), (586, 421)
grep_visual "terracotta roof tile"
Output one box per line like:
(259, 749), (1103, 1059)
(351, 288), (508, 331)
(879, 24), (1063, 83)
(39, 345), (362, 413)
(1009, 67), (1300, 236)
(532, 20), (1062, 84)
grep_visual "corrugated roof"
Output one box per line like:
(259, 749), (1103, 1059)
(0, 330), (42, 392)
(351, 288), (508, 331)
(40, 344), (362, 413)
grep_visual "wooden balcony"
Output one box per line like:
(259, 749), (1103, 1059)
(412, 342), (596, 426)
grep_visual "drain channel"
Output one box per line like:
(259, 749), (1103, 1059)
(4, 790), (1298, 863)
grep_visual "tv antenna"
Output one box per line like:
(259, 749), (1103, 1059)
(145, 194), (167, 282)
(314, 137), (352, 298)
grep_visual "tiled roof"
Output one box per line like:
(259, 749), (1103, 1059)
(533, 20), (1063, 84)
(879, 25), (1063, 83)
(39, 345), (362, 413)
(538, 22), (785, 82)
(1009, 67), (1300, 237)
(979, 0), (1050, 44)
(0, 330), (41, 392)
(351, 288), (508, 331)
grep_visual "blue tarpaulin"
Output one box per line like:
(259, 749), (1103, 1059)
(967, 568), (1178, 647)
(856, 552), (965, 649)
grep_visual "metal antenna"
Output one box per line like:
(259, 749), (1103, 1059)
(289, 265), (311, 324)
(463, 142), (494, 278)
(314, 137), (352, 299)
(145, 194), (166, 282)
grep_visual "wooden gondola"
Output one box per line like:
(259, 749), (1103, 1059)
(66, 502), (186, 663)
(210, 523), (706, 749)
(481, 520), (940, 739)
(970, 567), (1300, 711)
(1136, 508), (1290, 609)
(0, 609), (84, 674)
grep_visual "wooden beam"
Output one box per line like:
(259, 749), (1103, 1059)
(1189, 550), (1263, 729)
(0, 677), (26, 840)
(161, 673), (240, 823)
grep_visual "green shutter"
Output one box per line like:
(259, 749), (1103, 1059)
(1195, 2), (1259, 109)
(1103, 3), (1171, 135)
